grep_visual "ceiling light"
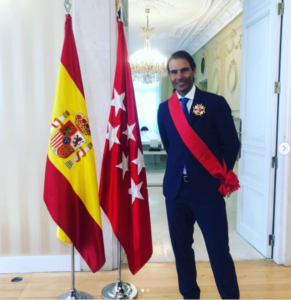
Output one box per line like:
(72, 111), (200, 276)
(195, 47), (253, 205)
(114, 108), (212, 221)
(129, 9), (167, 84)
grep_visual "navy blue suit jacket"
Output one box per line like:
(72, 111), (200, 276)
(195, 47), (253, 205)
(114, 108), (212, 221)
(157, 87), (240, 202)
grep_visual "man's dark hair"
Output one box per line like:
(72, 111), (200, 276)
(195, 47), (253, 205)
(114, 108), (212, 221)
(167, 50), (196, 73)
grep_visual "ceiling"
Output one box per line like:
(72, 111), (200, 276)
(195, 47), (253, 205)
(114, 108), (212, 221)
(128, 0), (243, 57)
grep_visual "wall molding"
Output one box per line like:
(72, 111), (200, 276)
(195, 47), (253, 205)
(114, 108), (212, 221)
(212, 68), (220, 94)
(129, 0), (182, 13)
(0, 255), (80, 273)
(227, 59), (238, 94)
(212, 42), (221, 61)
(225, 29), (242, 55)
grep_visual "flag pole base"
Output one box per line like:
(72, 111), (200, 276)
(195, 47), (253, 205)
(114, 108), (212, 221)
(101, 279), (137, 299)
(56, 288), (93, 299)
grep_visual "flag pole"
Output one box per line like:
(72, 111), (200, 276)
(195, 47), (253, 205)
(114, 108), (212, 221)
(101, 2), (137, 298)
(56, 245), (93, 299)
(101, 0), (150, 298)
(101, 240), (138, 299)
(55, 1), (93, 299)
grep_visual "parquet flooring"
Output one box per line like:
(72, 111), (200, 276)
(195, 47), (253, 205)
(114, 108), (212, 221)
(0, 260), (291, 299)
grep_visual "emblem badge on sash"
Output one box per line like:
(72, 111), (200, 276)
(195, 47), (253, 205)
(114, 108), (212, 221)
(193, 104), (206, 116)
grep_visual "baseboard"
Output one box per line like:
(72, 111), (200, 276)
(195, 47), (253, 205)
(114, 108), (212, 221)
(0, 255), (80, 273)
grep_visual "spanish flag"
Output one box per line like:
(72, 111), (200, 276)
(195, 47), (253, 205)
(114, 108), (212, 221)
(44, 15), (105, 272)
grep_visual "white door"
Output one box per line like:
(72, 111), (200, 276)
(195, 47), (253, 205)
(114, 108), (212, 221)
(237, 0), (282, 257)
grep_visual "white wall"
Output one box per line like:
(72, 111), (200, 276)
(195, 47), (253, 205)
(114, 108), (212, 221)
(0, 0), (117, 272)
(73, 0), (118, 272)
(0, 0), (67, 262)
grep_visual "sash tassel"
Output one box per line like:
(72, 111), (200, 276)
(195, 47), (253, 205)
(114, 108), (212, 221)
(216, 160), (240, 197)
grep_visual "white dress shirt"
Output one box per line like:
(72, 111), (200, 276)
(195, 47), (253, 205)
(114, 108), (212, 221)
(176, 85), (196, 176)
(176, 85), (196, 113)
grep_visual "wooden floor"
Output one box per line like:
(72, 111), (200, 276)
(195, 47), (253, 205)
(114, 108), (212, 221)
(1, 261), (291, 299)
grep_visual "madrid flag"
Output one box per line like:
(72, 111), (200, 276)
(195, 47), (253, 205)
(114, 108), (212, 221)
(99, 17), (153, 275)
(44, 15), (105, 272)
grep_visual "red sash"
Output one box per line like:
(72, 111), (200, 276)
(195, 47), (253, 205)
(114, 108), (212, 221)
(168, 92), (240, 197)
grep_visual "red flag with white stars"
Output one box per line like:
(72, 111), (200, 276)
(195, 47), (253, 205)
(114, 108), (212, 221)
(99, 18), (152, 275)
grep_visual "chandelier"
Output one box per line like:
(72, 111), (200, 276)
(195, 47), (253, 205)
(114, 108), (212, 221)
(129, 9), (167, 84)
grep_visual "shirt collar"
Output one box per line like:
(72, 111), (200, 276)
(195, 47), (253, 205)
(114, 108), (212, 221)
(176, 85), (196, 100)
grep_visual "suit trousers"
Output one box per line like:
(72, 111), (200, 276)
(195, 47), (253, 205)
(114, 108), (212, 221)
(166, 179), (240, 299)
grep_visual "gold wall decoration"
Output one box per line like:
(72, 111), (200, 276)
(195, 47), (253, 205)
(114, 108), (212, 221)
(225, 29), (242, 56)
(212, 68), (220, 94)
(212, 42), (221, 61)
(227, 60), (238, 94)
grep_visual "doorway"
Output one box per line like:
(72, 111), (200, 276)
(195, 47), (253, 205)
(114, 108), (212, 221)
(130, 0), (282, 264)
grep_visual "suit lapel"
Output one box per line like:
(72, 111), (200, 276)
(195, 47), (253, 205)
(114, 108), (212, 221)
(189, 87), (205, 126)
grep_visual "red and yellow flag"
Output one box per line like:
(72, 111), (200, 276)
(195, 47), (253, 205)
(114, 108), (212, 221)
(44, 15), (105, 272)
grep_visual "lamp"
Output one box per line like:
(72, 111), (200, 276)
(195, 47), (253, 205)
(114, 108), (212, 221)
(129, 9), (167, 84)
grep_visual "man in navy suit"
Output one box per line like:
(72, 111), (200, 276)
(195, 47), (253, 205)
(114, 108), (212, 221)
(158, 51), (240, 299)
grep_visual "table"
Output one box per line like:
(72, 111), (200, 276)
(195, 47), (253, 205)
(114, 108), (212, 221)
(143, 150), (167, 164)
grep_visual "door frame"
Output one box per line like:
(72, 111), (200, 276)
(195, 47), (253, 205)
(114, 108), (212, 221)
(273, 0), (291, 266)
